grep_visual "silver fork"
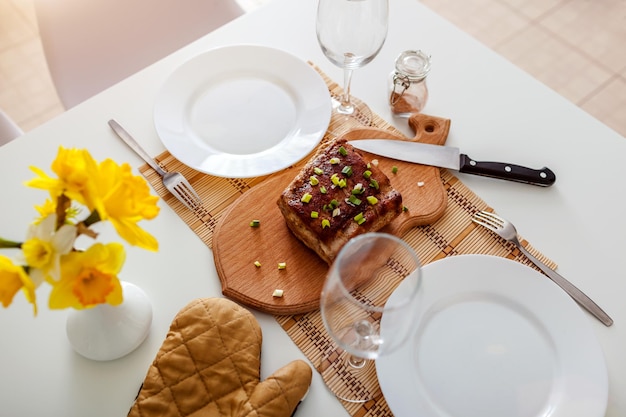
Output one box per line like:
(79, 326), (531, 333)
(472, 210), (613, 327)
(108, 119), (202, 210)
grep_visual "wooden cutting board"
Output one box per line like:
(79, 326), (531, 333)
(213, 114), (451, 315)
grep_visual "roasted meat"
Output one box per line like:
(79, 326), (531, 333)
(277, 138), (403, 265)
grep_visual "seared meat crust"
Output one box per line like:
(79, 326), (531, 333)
(277, 138), (403, 265)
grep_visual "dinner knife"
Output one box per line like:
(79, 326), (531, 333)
(348, 139), (556, 187)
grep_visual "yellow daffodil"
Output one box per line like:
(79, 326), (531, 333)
(32, 199), (57, 225)
(49, 243), (125, 310)
(0, 255), (37, 315)
(93, 159), (159, 251)
(33, 198), (82, 227)
(22, 214), (76, 285)
(26, 147), (100, 211)
(7, 148), (159, 314)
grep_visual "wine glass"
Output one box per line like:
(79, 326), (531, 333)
(320, 232), (422, 403)
(316, 0), (389, 122)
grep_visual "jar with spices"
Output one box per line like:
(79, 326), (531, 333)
(388, 50), (431, 116)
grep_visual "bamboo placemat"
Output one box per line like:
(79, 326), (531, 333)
(140, 65), (556, 417)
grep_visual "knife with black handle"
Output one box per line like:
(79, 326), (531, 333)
(348, 139), (556, 187)
(458, 154), (555, 186)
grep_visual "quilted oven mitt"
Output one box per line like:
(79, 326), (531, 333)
(128, 297), (312, 417)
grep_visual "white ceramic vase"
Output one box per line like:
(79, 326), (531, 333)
(66, 281), (152, 361)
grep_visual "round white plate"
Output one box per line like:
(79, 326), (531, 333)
(376, 254), (608, 417)
(154, 45), (331, 178)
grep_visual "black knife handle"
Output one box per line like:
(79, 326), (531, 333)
(459, 154), (556, 186)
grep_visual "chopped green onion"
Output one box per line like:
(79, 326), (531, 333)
(330, 199), (339, 208)
(331, 173), (340, 185)
(367, 196), (379, 205)
(352, 183), (364, 194)
(301, 193), (312, 203)
(272, 289), (284, 297)
(311, 211), (319, 219)
(338, 146), (348, 156)
(338, 179), (347, 188)
(320, 185), (327, 194)
(366, 162), (371, 169)
(369, 179), (379, 190)
(278, 262), (287, 270)
(309, 176), (319, 186)
(392, 166), (398, 174)
(354, 212), (366, 225)
(348, 194), (362, 205)
(403, 205), (409, 212)
(363, 170), (372, 179)
(341, 165), (353, 177)
(322, 219), (330, 229)
(254, 261), (262, 267)
(314, 167), (324, 175)
(330, 157), (340, 164)
(332, 208), (341, 217)
(249, 219), (261, 227)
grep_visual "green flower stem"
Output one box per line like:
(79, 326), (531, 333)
(83, 210), (102, 228)
(0, 237), (22, 249)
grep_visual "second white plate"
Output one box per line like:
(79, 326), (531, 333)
(154, 45), (331, 178)
(376, 254), (608, 417)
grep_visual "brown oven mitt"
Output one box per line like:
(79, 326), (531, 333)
(128, 297), (312, 417)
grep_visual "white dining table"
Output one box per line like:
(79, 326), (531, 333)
(1, 0), (625, 416)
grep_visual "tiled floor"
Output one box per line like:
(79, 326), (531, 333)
(1, 0), (625, 137)
(0, 0), (63, 132)
(420, 0), (626, 138)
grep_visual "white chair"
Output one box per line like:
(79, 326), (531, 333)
(0, 110), (23, 146)
(34, 0), (245, 109)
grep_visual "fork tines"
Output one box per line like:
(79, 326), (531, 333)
(173, 181), (202, 210)
(471, 210), (503, 230)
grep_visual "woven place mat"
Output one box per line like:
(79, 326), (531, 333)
(140, 64), (556, 417)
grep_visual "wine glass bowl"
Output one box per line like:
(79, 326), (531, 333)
(316, 0), (389, 118)
(320, 232), (422, 402)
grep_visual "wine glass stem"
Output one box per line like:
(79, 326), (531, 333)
(338, 67), (355, 115)
(347, 354), (366, 369)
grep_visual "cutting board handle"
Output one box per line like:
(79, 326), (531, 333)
(408, 113), (451, 145)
